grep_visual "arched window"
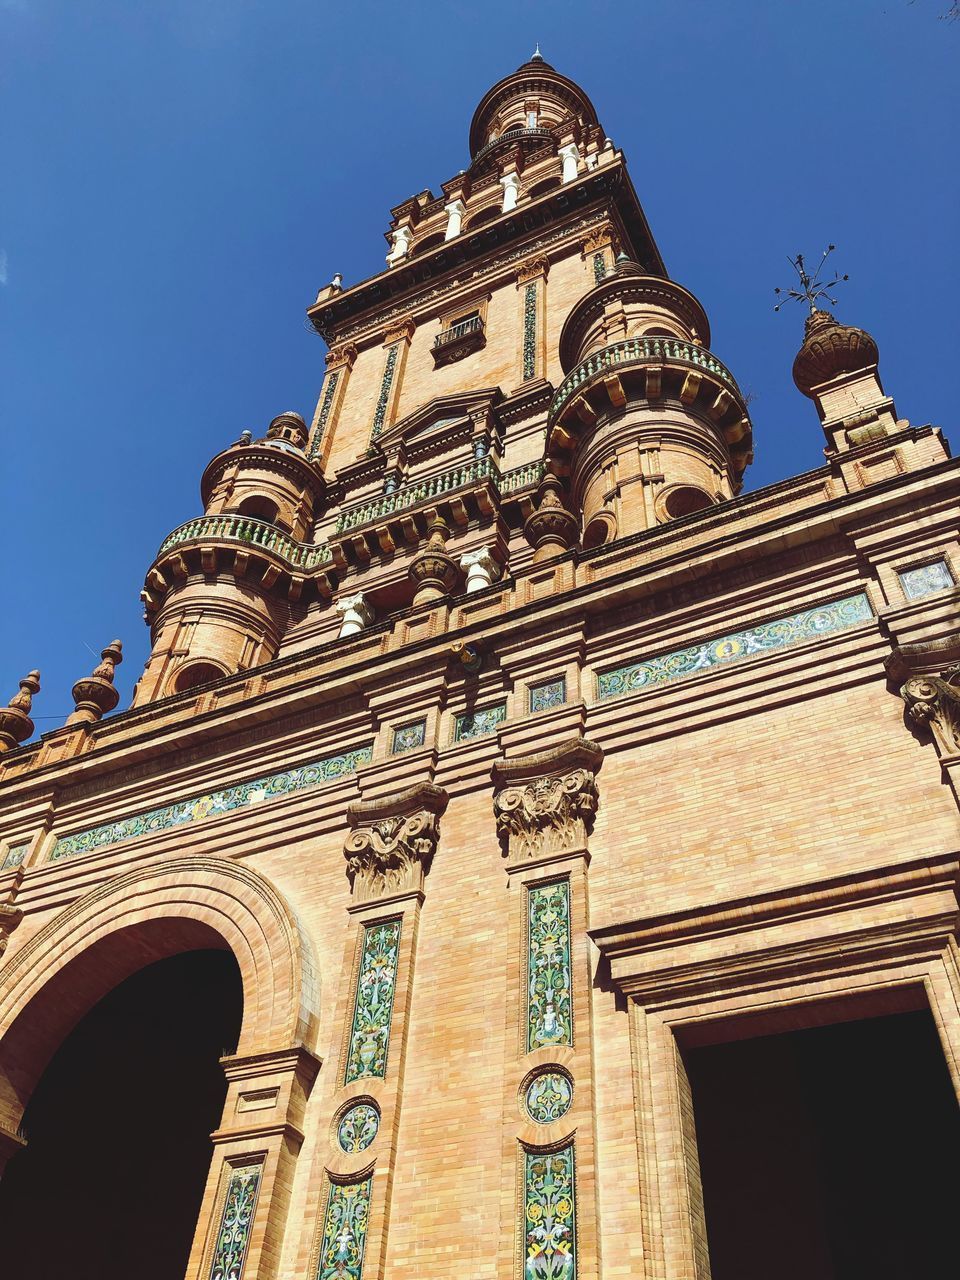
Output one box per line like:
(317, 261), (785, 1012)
(171, 661), (227, 695)
(235, 495), (280, 525)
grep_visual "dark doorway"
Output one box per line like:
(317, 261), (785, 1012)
(685, 1009), (960, 1280)
(0, 948), (243, 1280)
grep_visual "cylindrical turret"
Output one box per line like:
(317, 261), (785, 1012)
(133, 412), (329, 704)
(546, 256), (753, 547)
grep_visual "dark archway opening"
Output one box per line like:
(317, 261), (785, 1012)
(685, 1010), (960, 1280)
(0, 949), (243, 1280)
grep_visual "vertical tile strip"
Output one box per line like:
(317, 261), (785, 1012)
(527, 880), (573, 1053)
(370, 346), (399, 442)
(344, 920), (402, 1083)
(523, 1144), (577, 1279)
(522, 282), (538, 381)
(593, 251), (606, 284)
(209, 1163), (262, 1280)
(317, 1177), (373, 1280)
(309, 369), (341, 459)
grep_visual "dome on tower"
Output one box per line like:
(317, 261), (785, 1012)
(468, 54), (600, 162)
(792, 309), (880, 398)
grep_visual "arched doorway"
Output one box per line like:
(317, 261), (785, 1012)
(0, 947), (243, 1279)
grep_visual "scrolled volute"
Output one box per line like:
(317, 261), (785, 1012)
(492, 738), (603, 864)
(344, 783), (448, 903)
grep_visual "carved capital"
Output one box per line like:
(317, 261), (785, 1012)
(581, 221), (618, 256)
(344, 783), (449, 903)
(516, 255), (550, 286)
(325, 342), (358, 370)
(383, 316), (416, 346)
(492, 738), (603, 865)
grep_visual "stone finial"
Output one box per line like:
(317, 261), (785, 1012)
(524, 474), (579, 562)
(68, 640), (123, 725)
(409, 516), (460, 605)
(492, 738), (603, 866)
(344, 783), (449, 904)
(792, 309), (880, 398)
(0, 671), (40, 752)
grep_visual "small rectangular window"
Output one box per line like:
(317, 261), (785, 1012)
(898, 559), (954, 601)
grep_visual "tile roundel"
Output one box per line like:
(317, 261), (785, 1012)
(524, 1070), (573, 1124)
(337, 1102), (380, 1153)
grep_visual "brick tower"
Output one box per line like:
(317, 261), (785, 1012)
(1, 53), (959, 1280)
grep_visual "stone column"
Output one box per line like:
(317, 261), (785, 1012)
(459, 546), (501, 593)
(500, 170), (521, 213)
(559, 143), (580, 184)
(335, 594), (374, 638)
(443, 198), (466, 240)
(385, 225), (412, 265)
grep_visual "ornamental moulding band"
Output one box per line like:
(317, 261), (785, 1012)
(492, 737), (603, 865)
(344, 782), (449, 904)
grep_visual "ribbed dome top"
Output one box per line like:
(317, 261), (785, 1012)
(792, 309), (880, 397)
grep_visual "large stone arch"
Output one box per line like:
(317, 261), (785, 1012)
(0, 855), (319, 1145)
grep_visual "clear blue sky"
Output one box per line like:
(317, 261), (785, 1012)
(1, 0), (957, 732)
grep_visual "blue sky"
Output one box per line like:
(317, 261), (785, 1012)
(1, 0), (957, 732)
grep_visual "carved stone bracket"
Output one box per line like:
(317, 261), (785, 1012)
(344, 783), (449, 904)
(516, 255), (550, 286)
(887, 633), (960, 757)
(492, 738), (603, 867)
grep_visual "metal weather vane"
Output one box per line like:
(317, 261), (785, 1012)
(774, 245), (849, 314)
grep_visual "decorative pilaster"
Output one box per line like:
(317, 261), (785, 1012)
(309, 342), (357, 462)
(370, 319), (415, 444)
(308, 783), (448, 1280)
(491, 738), (603, 1280)
(581, 221), (618, 282)
(517, 255), (549, 383)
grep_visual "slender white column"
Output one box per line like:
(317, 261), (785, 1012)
(336, 594), (375, 637)
(443, 199), (466, 241)
(500, 172), (521, 213)
(386, 226), (412, 265)
(459, 547), (501, 593)
(559, 143), (580, 184)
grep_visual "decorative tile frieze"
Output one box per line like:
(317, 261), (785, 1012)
(317, 1177), (373, 1280)
(899, 559), (954, 601)
(337, 1102), (380, 1153)
(343, 783), (448, 904)
(592, 251), (606, 284)
(370, 344), (399, 442)
(209, 1162), (261, 1280)
(309, 369), (341, 459)
(391, 720), (426, 754)
(597, 592), (873, 700)
(454, 702), (507, 743)
(522, 282), (538, 381)
(523, 1144), (577, 1279)
(2, 842), (28, 870)
(50, 744), (373, 862)
(527, 880), (573, 1052)
(525, 1071), (573, 1124)
(529, 677), (566, 715)
(344, 920), (402, 1083)
(493, 740), (603, 864)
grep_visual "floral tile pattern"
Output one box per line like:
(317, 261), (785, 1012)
(344, 920), (401, 1084)
(524, 1145), (577, 1279)
(2, 842), (28, 870)
(370, 344), (399, 441)
(525, 1071), (573, 1124)
(337, 1103), (380, 1153)
(454, 702), (507, 743)
(898, 559), (954, 601)
(49, 744), (373, 863)
(529, 678), (566, 715)
(527, 880), (573, 1053)
(309, 369), (340, 459)
(522, 282), (538, 381)
(317, 1177), (372, 1280)
(597, 593), (872, 700)
(209, 1163), (261, 1280)
(592, 251), (606, 284)
(392, 720), (426, 754)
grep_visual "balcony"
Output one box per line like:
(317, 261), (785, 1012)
(156, 514), (332, 571)
(432, 314), (486, 367)
(471, 126), (555, 168)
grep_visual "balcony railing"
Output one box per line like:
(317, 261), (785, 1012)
(472, 126), (555, 166)
(550, 337), (744, 419)
(157, 514), (332, 571)
(335, 457), (545, 536)
(434, 314), (485, 349)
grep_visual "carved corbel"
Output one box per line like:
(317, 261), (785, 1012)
(887, 634), (960, 758)
(492, 738), (603, 867)
(516, 255), (550, 286)
(343, 783), (449, 905)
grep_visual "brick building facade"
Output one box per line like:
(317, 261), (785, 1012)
(0, 54), (958, 1279)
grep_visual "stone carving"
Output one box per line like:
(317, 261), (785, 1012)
(492, 738), (603, 863)
(0, 901), (23, 959)
(524, 474), (579, 563)
(900, 667), (960, 756)
(516, 254), (550, 285)
(344, 783), (449, 903)
(68, 640), (123, 725)
(0, 671), (40, 753)
(408, 516), (460, 605)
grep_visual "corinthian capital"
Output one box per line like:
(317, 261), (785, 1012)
(492, 738), (603, 866)
(344, 783), (449, 904)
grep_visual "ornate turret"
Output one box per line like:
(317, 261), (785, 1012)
(133, 411), (330, 705)
(545, 253), (753, 546)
